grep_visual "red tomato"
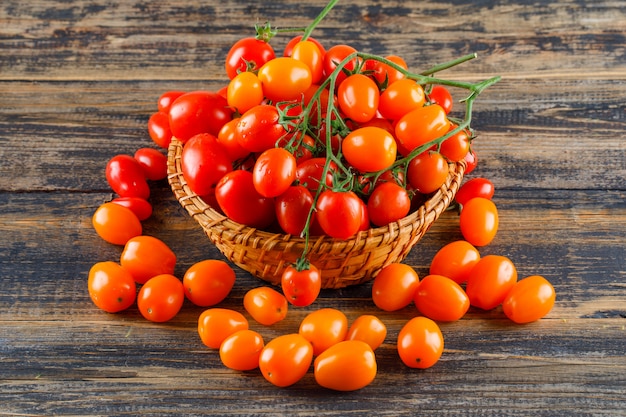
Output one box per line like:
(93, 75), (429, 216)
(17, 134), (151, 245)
(378, 79), (425, 120)
(258, 57), (312, 102)
(459, 197), (499, 247)
(367, 182), (411, 227)
(120, 235), (177, 285)
(252, 147), (297, 198)
(183, 259), (236, 307)
(397, 316), (444, 369)
(337, 74), (379, 123)
(87, 261), (136, 313)
(345, 315), (387, 351)
(372, 54), (407, 86)
(168, 91), (233, 142)
(226, 71), (264, 114)
(428, 85), (453, 114)
(134, 147), (167, 181)
(219, 329), (265, 371)
(299, 308), (348, 356)
(456, 178), (495, 206)
(137, 274), (185, 323)
(314, 340), (377, 391)
(465, 255), (518, 310)
(225, 37), (276, 80)
(371, 263), (420, 311)
(275, 185), (314, 236)
(429, 240), (480, 284)
(259, 333), (313, 387)
(198, 308), (248, 349)
(413, 274), (470, 322)
(502, 275), (556, 323)
(92, 202), (142, 245)
(181, 133), (232, 197)
(395, 104), (450, 155)
(464, 148), (478, 174)
(105, 154), (150, 200)
(323, 44), (359, 86)
(342, 126), (397, 173)
(407, 151), (450, 194)
(157, 90), (186, 113)
(147, 111), (173, 149)
(216, 118), (251, 161)
(315, 190), (363, 239)
(243, 287), (288, 326)
(440, 127), (471, 162)
(295, 157), (335, 193)
(281, 263), (321, 307)
(236, 104), (286, 153)
(110, 197), (152, 221)
(215, 170), (276, 229)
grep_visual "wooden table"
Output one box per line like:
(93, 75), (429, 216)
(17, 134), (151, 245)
(2, 0), (625, 415)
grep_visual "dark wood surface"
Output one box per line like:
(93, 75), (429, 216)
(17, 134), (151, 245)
(1, 0), (625, 415)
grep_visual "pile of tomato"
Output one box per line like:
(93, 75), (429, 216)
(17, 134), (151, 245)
(88, 1), (556, 392)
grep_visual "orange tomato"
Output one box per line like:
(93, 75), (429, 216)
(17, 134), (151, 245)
(87, 261), (136, 313)
(243, 287), (288, 326)
(459, 197), (499, 247)
(397, 316), (444, 369)
(429, 240), (480, 284)
(413, 274), (470, 322)
(219, 329), (265, 371)
(183, 260), (236, 307)
(314, 340), (377, 391)
(299, 308), (348, 356)
(371, 263), (420, 311)
(197, 308), (249, 349)
(465, 255), (518, 310)
(502, 275), (556, 323)
(137, 274), (185, 323)
(345, 315), (387, 351)
(92, 202), (142, 245)
(120, 235), (176, 285)
(259, 333), (313, 387)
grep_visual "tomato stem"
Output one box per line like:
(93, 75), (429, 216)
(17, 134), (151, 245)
(302, 0), (340, 41)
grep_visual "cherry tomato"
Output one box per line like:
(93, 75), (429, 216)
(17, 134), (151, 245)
(105, 154), (150, 200)
(219, 329), (265, 371)
(342, 126), (397, 173)
(367, 182), (411, 227)
(157, 90), (186, 113)
(407, 151), (450, 194)
(92, 202), (142, 245)
(110, 196), (152, 221)
(464, 148), (478, 174)
(440, 127), (470, 162)
(284, 35), (326, 57)
(226, 71), (264, 114)
(198, 308), (249, 349)
(459, 197), (499, 247)
(395, 104), (450, 155)
(378, 78), (425, 120)
(397, 316), (444, 369)
(345, 315), (387, 351)
(137, 274), (185, 323)
(314, 340), (377, 391)
(502, 275), (556, 324)
(216, 118), (251, 161)
(455, 178), (495, 206)
(337, 74), (379, 123)
(275, 185), (314, 236)
(281, 263), (321, 307)
(465, 255), (518, 310)
(291, 40), (324, 84)
(120, 235), (176, 285)
(134, 147), (167, 181)
(429, 240), (480, 284)
(215, 170), (276, 229)
(428, 85), (453, 114)
(243, 287), (288, 326)
(414, 274), (470, 322)
(371, 263), (420, 311)
(168, 91), (233, 142)
(181, 133), (232, 197)
(299, 308), (348, 356)
(252, 147), (297, 198)
(315, 190), (362, 239)
(87, 261), (136, 313)
(372, 54), (407, 86)
(236, 104), (286, 153)
(295, 157), (335, 193)
(225, 37), (275, 80)
(259, 333), (313, 387)
(183, 260), (236, 307)
(147, 111), (173, 149)
(258, 57), (312, 102)
(323, 44), (358, 86)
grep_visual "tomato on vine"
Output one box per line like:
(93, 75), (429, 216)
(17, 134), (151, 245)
(226, 71), (264, 114)
(342, 126), (397, 173)
(315, 190), (363, 239)
(371, 54), (407, 86)
(428, 85), (453, 114)
(367, 181), (411, 227)
(168, 91), (233, 141)
(291, 40), (325, 84)
(236, 104), (286, 153)
(378, 78), (425, 121)
(395, 103), (450, 155)
(252, 147), (297, 198)
(258, 57), (312, 102)
(281, 262), (322, 307)
(407, 151), (449, 194)
(225, 37), (275, 80)
(337, 73), (379, 123)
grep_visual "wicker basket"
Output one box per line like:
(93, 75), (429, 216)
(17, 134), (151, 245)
(167, 137), (465, 289)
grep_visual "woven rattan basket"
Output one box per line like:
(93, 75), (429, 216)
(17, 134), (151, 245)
(167, 137), (465, 289)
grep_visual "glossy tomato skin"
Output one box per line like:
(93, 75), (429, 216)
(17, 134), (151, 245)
(88, 261), (136, 313)
(456, 178), (495, 206)
(291, 40), (325, 84)
(120, 235), (176, 285)
(342, 126), (397, 173)
(198, 308), (249, 349)
(337, 73), (379, 123)
(407, 151), (449, 194)
(371, 263), (420, 311)
(92, 202), (142, 245)
(440, 127), (471, 162)
(281, 263), (321, 307)
(502, 275), (556, 323)
(259, 333), (313, 387)
(137, 274), (185, 323)
(215, 170), (276, 229)
(465, 255), (518, 310)
(299, 308), (348, 356)
(148, 111), (173, 149)
(284, 35), (326, 57)
(378, 78), (425, 120)
(225, 37), (275, 80)
(252, 147), (297, 198)
(169, 91), (233, 142)
(226, 71), (264, 114)
(275, 185), (314, 236)
(258, 57), (312, 102)
(105, 154), (150, 200)
(243, 287), (288, 326)
(295, 157), (335, 193)
(183, 260), (236, 307)
(314, 340), (377, 391)
(236, 104), (286, 153)
(459, 197), (499, 247)
(429, 240), (480, 284)
(110, 196), (152, 221)
(315, 190), (362, 239)
(397, 316), (444, 369)
(134, 147), (167, 181)
(413, 274), (470, 322)
(367, 182), (411, 227)
(157, 90), (186, 113)
(181, 133), (232, 197)
(219, 329), (265, 371)
(217, 118), (251, 161)
(395, 104), (450, 155)
(371, 54), (407, 86)
(323, 44), (358, 86)
(345, 315), (387, 351)
(428, 85), (453, 114)
(464, 149), (478, 174)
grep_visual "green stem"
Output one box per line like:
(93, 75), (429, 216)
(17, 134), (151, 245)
(302, 0), (340, 41)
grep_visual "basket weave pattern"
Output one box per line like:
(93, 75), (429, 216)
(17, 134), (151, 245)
(167, 137), (465, 289)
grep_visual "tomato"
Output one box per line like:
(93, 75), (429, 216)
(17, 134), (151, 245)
(157, 90), (186, 113)
(465, 255), (518, 310)
(183, 260), (236, 307)
(459, 197), (499, 247)
(87, 261), (136, 313)
(258, 57), (312, 102)
(414, 274), (470, 322)
(147, 111), (173, 149)
(299, 308), (348, 356)
(342, 126), (397, 173)
(371, 263), (420, 311)
(275, 185), (314, 236)
(372, 54), (407, 86)
(314, 340), (377, 391)
(428, 85), (453, 114)
(291, 40), (325, 84)
(395, 104), (450, 155)
(397, 316), (444, 369)
(225, 37), (276, 80)
(345, 315), (387, 351)
(407, 151), (450, 194)
(105, 154), (150, 200)
(92, 202), (142, 245)
(464, 148), (478, 174)
(252, 147), (297, 198)
(295, 157), (335, 193)
(323, 44), (358, 86)
(110, 196), (152, 221)
(367, 182), (411, 227)
(243, 286), (288, 326)
(440, 127), (471, 163)
(219, 329), (265, 371)
(357, 197), (370, 232)
(137, 274), (185, 323)
(134, 147), (167, 181)
(281, 263), (321, 307)
(236, 104), (286, 153)
(315, 190), (362, 239)
(429, 240), (480, 284)
(502, 275), (556, 323)
(216, 118), (251, 161)
(378, 79), (425, 121)
(337, 74), (379, 123)
(455, 178), (495, 206)
(169, 91), (233, 142)
(181, 133), (232, 197)
(226, 71), (264, 114)
(215, 170), (276, 229)
(284, 35), (326, 57)
(198, 308), (249, 349)
(259, 333), (313, 387)
(120, 235), (176, 285)
(279, 133), (316, 165)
